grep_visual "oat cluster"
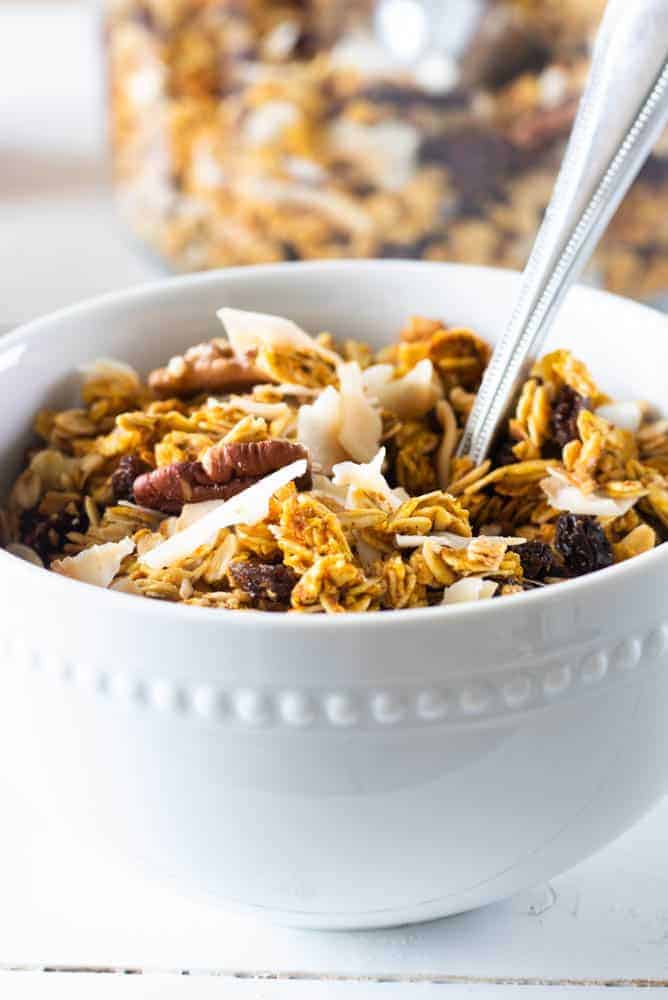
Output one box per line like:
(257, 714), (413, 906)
(108, 0), (668, 297)
(2, 307), (666, 613)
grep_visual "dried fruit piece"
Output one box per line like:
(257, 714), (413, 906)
(20, 501), (89, 565)
(228, 561), (298, 603)
(111, 454), (151, 502)
(551, 384), (589, 447)
(555, 513), (613, 576)
(510, 539), (555, 581)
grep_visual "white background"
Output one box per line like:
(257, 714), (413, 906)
(2, 3), (668, 996)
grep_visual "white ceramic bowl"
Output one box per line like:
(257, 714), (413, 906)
(1, 262), (667, 930)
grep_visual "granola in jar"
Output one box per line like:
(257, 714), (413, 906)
(3, 306), (666, 612)
(107, 0), (668, 298)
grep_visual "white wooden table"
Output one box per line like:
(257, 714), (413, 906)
(2, 4), (668, 996)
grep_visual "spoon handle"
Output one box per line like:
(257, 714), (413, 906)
(457, 0), (668, 466)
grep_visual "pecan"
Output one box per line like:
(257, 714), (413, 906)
(202, 440), (311, 489)
(134, 439), (311, 514)
(148, 338), (266, 398)
(228, 561), (298, 604)
(133, 462), (255, 514)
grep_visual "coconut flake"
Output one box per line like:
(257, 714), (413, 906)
(217, 307), (338, 365)
(310, 473), (348, 507)
(263, 19), (300, 59)
(78, 357), (140, 389)
(52, 537), (135, 589)
(297, 385), (347, 474)
(395, 532), (525, 550)
(236, 177), (372, 234)
(365, 358), (443, 420)
(595, 401), (643, 433)
(540, 469), (638, 517)
(139, 459), (307, 570)
(224, 395), (291, 420)
(332, 447), (399, 509)
(338, 362), (383, 463)
(442, 577), (498, 605)
(242, 100), (299, 145)
(329, 118), (420, 191)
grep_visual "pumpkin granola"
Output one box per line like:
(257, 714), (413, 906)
(2, 307), (666, 612)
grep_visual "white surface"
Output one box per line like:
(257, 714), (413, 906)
(2, 2), (668, 995)
(0, 2), (158, 328)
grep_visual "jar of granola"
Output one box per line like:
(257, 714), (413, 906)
(106, 0), (668, 299)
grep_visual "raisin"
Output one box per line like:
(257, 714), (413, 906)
(551, 385), (589, 448)
(510, 540), (555, 581)
(555, 513), (613, 576)
(418, 128), (525, 204)
(20, 503), (89, 565)
(112, 455), (150, 503)
(492, 437), (518, 467)
(229, 561), (298, 603)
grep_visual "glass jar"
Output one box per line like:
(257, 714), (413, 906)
(106, 0), (668, 299)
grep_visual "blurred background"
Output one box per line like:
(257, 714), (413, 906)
(2, 0), (668, 329)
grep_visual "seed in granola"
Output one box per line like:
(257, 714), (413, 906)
(229, 560), (298, 603)
(555, 513), (613, 576)
(510, 539), (555, 581)
(551, 384), (589, 447)
(111, 454), (151, 502)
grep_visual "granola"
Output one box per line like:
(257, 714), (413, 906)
(2, 306), (665, 613)
(107, 0), (668, 299)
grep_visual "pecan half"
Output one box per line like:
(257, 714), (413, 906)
(228, 561), (298, 604)
(148, 338), (266, 398)
(202, 440), (311, 489)
(133, 462), (257, 514)
(134, 440), (311, 514)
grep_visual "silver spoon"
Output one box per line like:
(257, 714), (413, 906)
(457, 0), (668, 466)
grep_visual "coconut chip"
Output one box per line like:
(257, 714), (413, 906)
(297, 385), (347, 474)
(595, 401), (643, 433)
(395, 532), (526, 549)
(540, 468), (638, 517)
(217, 307), (338, 366)
(362, 359), (442, 419)
(52, 536), (135, 589)
(337, 361), (383, 462)
(78, 357), (141, 389)
(139, 459), (307, 570)
(442, 577), (498, 605)
(332, 448), (400, 509)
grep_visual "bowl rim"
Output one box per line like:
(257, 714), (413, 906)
(2, 258), (667, 633)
